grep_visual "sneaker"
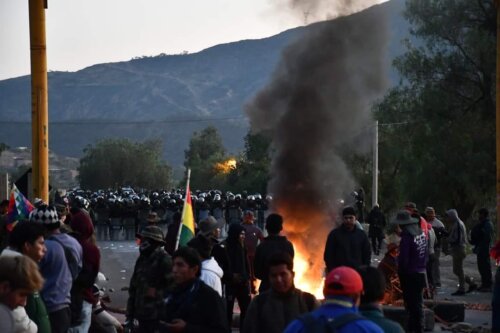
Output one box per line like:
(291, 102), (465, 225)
(451, 289), (466, 296)
(467, 283), (478, 293)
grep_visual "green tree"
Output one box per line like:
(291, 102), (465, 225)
(0, 143), (8, 157)
(78, 138), (172, 190)
(226, 131), (272, 194)
(184, 126), (227, 189)
(375, 0), (496, 219)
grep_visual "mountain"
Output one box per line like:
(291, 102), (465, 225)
(0, 0), (408, 167)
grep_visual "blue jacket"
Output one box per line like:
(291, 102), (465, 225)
(49, 232), (83, 279)
(39, 240), (72, 312)
(284, 297), (383, 333)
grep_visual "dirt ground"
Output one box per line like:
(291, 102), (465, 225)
(372, 249), (494, 332)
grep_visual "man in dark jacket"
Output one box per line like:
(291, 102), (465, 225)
(243, 252), (318, 333)
(224, 223), (251, 330)
(470, 208), (494, 291)
(160, 247), (228, 333)
(126, 226), (172, 332)
(254, 214), (294, 292)
(367, 205), (386, 255)
(324, 206), (371, 273)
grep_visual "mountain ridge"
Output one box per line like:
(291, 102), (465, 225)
(0, 0), (407, 166)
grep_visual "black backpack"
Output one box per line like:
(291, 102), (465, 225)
(298, 312), (365, 333)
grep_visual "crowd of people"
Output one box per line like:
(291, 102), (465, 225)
(0, 188), (499, 333)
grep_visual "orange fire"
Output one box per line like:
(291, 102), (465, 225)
(293, 247), (325, 299)
(215, 158), (237, 174)
(277, 203), (331, 299)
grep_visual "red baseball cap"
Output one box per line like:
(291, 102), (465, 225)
(490, 240), (500, 261)
(324, 266), (363, 296)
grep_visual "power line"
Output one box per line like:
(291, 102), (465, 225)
(3, 115), (247, 125)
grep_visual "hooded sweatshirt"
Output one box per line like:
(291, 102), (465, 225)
(398, 223), (427, 274)
(200, 257), (224, 297)
(446, 209), (467, 249)
(70, 209), (101, 304)
(225, 224), (250, 291)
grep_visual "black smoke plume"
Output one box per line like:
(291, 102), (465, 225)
(245, 2), (389, 291)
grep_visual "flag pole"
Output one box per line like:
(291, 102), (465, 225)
(175, 168), (191, 250)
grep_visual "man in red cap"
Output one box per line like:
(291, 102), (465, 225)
(284, 266), (383, 333)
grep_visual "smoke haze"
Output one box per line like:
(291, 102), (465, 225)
(270, 0), (389, 24)
(245, 1), (389, 292)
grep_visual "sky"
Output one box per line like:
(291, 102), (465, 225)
(0, 0), (387, 81)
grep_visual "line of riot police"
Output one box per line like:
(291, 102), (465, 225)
(60, 188), (272, 241)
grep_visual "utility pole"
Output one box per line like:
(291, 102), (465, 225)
(29, 0), (49, 202)
(496, 0), (500, 239)
(372, 121), (379, 208)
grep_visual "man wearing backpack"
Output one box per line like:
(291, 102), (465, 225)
(243, 252), (318, 333)
(284, 266), (383, 333)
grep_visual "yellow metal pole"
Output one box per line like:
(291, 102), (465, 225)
(497, 1), (500, 239)
(29, 0), (49, 203)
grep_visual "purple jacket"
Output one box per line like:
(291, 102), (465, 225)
(398, 230), (427, 274)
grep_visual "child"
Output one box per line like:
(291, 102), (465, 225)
(0, 255), (45, 333)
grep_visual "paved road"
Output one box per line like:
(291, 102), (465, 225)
(97, 240), (495, 331)
(96, 241), (139, 321)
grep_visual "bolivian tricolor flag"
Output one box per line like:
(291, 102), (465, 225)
(176, 169), (195, 249)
